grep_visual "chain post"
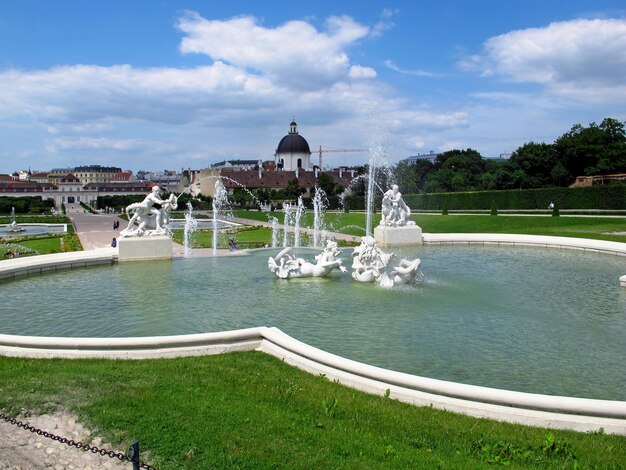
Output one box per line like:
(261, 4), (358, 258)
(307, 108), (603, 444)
(130, 439), (140, 470)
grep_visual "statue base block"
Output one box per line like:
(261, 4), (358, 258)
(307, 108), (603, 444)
(118, 236), (173, 262)
(374, 224), (423, 248)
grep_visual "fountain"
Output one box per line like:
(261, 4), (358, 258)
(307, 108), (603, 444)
(351, 235), (422, 288)
(293, 196), (304, 248)
(212, 179), (231, 255)
(282, 202), (293, 248)
(268, 240), (347, 278)
(183, 202), (198, 257)
(373, 184), (423, 247)
(2, 152), (625, 434)
(312, 187), (327, 248)
(271, 217), (279, 248)
(118, 185), (178, 261)
(1, 186), (626, 434)
(6, 207), (25, 233)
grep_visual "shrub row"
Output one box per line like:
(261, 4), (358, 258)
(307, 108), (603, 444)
(345, 186), (626, 211)
(0, 196), (55, 214)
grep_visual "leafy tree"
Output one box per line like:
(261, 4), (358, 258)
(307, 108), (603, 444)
(349, 166), (368, 196)
(507, 142), (563, 187)
(554, 118), (626, 181)
(284, 178), (304, 198)
(423, 149), (486, 192)
(392, 159), (434, 193)
(231, 188), (253, 207)
(317, 172), (343, 196)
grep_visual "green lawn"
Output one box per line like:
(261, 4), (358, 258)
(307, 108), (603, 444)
(172, 227), (274, 248)
(18, 236), (62, 254)
(233, 210), (626, 242)
(1, 352), (623, 469)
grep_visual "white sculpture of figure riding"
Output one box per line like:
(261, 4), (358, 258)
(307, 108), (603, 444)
(351, 235), (422, 287)
(380, 185), (415, 227)
(120, 185), (178, 237)
(268, 240), (347, 279)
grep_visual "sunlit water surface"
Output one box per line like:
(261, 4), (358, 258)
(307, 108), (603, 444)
(1, 246), (624, 400)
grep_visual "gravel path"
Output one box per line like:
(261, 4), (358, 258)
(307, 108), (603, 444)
(0, 412), (131, 470)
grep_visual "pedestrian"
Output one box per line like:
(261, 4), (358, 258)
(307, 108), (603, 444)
(111, 237), (117, 248)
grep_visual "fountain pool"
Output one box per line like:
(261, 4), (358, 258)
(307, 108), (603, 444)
(1, 244), (624, 401)
(0, 224), (67, 237)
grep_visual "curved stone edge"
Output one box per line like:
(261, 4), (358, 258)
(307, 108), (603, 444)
(1, 240), (626, 434)
(0, 248), (118, 280)
(423, 233), (626, 256)
(1, 326), (625, 435)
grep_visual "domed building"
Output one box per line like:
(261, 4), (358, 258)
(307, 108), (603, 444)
(275, 120), (312, 171)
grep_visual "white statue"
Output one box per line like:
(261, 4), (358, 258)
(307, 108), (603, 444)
(120, 185), (178, 237)
(6, 221), (25, 233)
(380, 185), (415, 227)
(351, 235), (422, 287)
(351, 235), (393, 283)
(268, 240), (347, 279)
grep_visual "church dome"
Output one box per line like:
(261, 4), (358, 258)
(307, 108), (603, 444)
(275, 121), (311, 155)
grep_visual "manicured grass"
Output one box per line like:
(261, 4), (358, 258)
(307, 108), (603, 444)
(1, 352), (623, 469)
(172, 227), (274, 248)
(233, 210), (626, 243)
(17, 236), (62, 254)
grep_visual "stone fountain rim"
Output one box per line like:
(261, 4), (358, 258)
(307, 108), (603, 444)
(1, 235), (625, 435)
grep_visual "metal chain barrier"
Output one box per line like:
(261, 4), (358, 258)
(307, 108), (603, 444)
(0, 411), (156, 469)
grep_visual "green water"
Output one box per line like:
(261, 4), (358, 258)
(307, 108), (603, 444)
(1, 246), (625, 400)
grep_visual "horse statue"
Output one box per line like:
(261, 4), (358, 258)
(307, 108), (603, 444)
(121, 192), (178, 237)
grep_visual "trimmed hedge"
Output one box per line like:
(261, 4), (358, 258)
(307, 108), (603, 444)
(0, 196), (55, 214)
(344, 186), (626, 210)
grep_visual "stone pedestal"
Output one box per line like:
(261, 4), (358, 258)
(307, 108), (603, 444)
(374, 224), (423, 248)
(118, 236), (173, 262)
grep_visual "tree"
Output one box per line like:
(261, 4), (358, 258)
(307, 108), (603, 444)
(425, 149), (486, 192)
(392, 159), (434, 194)
(317, 172), (342, 196)
(284, 178), (304, 199)
(554, 118), (626, 180)
(507, 142), (565, 187)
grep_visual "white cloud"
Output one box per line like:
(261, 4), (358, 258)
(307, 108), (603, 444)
(349, 65), (376, 78)
(462, 18), (626, 103)
(177, 12), (371, 90)
(0, 11), (470, 172)
(384, 60), (441, 78)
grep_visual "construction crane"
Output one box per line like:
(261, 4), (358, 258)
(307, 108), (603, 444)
(315, 146), (369, 169)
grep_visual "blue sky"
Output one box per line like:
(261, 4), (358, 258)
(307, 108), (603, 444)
(1, 0), (625, 173)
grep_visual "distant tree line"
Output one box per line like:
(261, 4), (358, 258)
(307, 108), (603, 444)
(385, 118), (626, 195)
(0, 197), (55, 214)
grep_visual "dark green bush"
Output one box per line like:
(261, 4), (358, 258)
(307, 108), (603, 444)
(347, 186), (626, 211)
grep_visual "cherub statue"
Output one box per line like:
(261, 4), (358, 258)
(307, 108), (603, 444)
(351, 235), (422, 287)
(268, 241), (347, 279)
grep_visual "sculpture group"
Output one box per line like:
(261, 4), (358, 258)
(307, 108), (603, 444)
(268, 185), (422, 287)
(380, 185), (415, 227)
(268, 235), (421, 288)
(120, 185), (178, 237)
